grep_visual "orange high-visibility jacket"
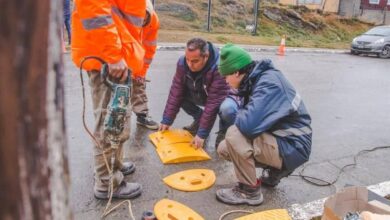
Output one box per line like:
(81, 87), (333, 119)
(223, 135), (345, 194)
(135, 9), (160, 78)
(71, 0), (146, 73)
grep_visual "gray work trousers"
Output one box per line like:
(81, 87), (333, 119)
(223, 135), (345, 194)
(88, 70), (131, 192)
(131, 78), (148, 116)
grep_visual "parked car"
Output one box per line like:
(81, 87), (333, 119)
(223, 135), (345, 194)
(351, 25), (390, 58)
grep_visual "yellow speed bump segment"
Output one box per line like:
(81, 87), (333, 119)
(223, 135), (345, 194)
(163, 169), (216, 192)
(234, 209), (291, 220)
(149, 130), (211, 164)
(149, 129), (192, 147)
(154, 199), (204, 220)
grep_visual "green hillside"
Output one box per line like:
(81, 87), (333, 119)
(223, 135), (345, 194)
(154, 0), (374, 48)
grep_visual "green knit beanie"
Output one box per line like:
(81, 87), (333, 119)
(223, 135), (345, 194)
(218, 44), (252, 76)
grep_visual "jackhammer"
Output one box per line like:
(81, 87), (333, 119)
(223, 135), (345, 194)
(79, 57), (135, 219)
(100, 62), (132, 203)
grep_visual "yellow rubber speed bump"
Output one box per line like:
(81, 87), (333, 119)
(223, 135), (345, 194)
(149, 130), (211, 164)
(234, 209), (291, 220)
(163, 169), (216, 192)
(149, 129), (192, 147)
(154, 199), (204, 220)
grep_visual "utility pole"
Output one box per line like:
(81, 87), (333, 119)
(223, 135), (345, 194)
(253, 0), (260, 35)
(0, 0), (70, 219)
(207, 0), (212, 32)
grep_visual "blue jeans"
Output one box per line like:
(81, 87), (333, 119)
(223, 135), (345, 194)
(64, 15), (71, 44)
(218, 96), (239, 131)
(181, 96), (239, 132)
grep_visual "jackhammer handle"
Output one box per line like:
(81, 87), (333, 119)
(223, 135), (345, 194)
(101, 63), (132, 88)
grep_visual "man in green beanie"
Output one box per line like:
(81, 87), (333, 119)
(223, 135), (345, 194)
(215, 44), (312, 206)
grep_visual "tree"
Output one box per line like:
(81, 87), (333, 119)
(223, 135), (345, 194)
(0, 0), (71, 219)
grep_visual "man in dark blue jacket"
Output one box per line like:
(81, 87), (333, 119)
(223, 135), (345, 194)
(215, 44), (312, 206)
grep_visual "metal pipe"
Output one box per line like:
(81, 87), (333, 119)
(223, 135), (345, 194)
(253, 0), (260, 35)
(207, 0), (212, 32)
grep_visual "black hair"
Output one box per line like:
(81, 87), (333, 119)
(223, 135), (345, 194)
(238, 61), (255, 75)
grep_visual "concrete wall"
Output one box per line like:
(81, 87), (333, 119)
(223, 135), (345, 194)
(323, 0), (340, 12)
(279, 0), (340, 12)
(387, 10), (390, 24)
(339, 0), (361, 17)
(279, 0), (296, 5)
(339, 0), (390, 24)
(359, 9), (389, 24)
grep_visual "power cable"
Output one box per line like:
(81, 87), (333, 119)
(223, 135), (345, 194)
(218, 145), (390, 220)
(292, 145), (390, 187)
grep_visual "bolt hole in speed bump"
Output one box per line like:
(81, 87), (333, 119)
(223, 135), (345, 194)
(154, 199), (204, 220)
(149, 130), (211, 164)
(163, 169), (216, 192)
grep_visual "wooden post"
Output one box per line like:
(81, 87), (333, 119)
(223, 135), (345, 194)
(0, 0), (71, 219)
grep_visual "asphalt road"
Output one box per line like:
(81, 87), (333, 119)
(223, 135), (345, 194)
(64, 50), (390, 219)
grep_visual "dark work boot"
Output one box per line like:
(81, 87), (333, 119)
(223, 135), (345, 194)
(216, 181), (263, 206)
(137, 115), (159, 130)
(261, 167), (293, 187)
(94, 181), (142, 200)
(183, 119), (200, 136)
(215, 129), (227, 149)
(120, 161), (136, 176)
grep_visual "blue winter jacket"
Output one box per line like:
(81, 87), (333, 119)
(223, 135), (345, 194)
(235, 59), (312, 171)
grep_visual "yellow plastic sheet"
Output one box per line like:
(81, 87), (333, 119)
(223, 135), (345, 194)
(149, 130), (211, 164)
(154, 199), (204, 220)
(163, 169), (216, 192)
(235, 209), (291, 220)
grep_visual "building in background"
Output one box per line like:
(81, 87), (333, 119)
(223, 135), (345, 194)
(279, 0), (389, 24)
(278, 0), (340, 13)
(339, 0), (390, 24)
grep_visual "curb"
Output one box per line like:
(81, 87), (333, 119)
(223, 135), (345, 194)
(157, 44), (350, 54)
(287, 181), (390, 220)
(64, 45), (350, 55)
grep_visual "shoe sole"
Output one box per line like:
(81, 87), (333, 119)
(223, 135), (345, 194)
(261, 182), (278, 188)
(215, 192), (264, 206)
(94, 187), (142, 200)
(136, 121), (159, 130)
(121, 165), (136, 176)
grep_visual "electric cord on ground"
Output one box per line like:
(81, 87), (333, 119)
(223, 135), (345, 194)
(79, 57), (135, 219)
(291, 145), (390, 187)
(218, 145), (390, 220)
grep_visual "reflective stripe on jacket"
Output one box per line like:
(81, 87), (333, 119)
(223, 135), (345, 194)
(135, 10), (159, 78)
(71, 0), (145, 73)
(235, 59), (312, 171)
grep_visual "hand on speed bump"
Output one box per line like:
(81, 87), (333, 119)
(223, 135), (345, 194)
(158, 124), (170, 132)
(191, 135), (205, 149)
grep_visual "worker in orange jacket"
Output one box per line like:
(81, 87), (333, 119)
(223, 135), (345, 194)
(131, 1), (160, 130)
(71, 0), (145, 200)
